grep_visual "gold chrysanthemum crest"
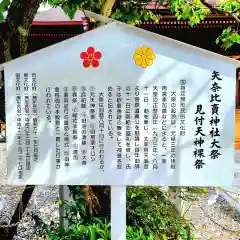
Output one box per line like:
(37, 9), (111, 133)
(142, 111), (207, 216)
(133, 45), (156, 68)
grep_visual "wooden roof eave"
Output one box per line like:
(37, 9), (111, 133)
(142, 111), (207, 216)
(2, 19), (88, 26)
(31, 21), (86, 25)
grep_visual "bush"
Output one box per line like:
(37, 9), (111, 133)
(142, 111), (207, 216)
(126, 226), (155, 240)
(126, 186), (197, 240)
(32, 186), (111, 240)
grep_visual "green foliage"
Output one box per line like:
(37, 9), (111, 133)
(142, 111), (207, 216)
(35, 217), (111, 240)
(111, 8), (159, 25)
(171, 0), (210, 25)
(0, 0), (10, 12)
(43, 0), (104, 20)
(216, 27), (240, 49)
(216, 0), (240, 49)
(0, 0), (10, 22)
(219, 0), (240, 17)
(111, 1), (159, 25)
(0, 11), (3, 22)
(62, 5), (77, 19)
(126, 226), (155, 240)
(32, 186), (111, 240)
(126, 186), (197, 240)
(171, 0), (240, 49)
(46, 0), (159, 25)
(66, 0), (103, 12)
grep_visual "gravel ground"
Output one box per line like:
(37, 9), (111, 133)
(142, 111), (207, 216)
(0, 143), (7, 184)
(187, 192), (240, 240)
(0, 143), (59, 240)
(0, 185), (59, 240)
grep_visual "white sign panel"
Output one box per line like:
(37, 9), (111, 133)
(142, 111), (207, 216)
(4, 22), (237, 185)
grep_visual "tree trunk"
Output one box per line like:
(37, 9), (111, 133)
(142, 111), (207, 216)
(0, 0), (41, 122)
(100, 0), (116, 17)
(1, 0), (42, 64)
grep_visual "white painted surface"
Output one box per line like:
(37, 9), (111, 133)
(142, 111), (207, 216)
(1, 143), (240, 185)
(3, 21), (238, 185)
(111, 186), (126, 240)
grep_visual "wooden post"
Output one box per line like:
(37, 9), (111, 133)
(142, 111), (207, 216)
(237, 69), (240, 108)
(59, 185), (71, 232)
(167, 188), (194, 240)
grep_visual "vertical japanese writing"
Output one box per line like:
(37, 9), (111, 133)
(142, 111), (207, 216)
(180, 80), (186, 136)
(63, 87), (70, 167)
(144, 86), (149, 170)
(80, 86), (87, 166)
(72, 86), (78, 163)
(16, 72), (21, 91)
(46, 87), (52, 123)
(152, 86), (158, 169)
(161, 86), (167, 164)
(90, 123), (96, 162)
(134, 86), (140, 170)
(80, 85), (86, 109)
(32, 73), (37, 91)
(193, 104), (206, 169)
(171, 91), (177, 170)
(116, 86), (123, 169)
(125, 86), (132, 170)
(99, 92), (105, 171)
(55, 87), (61, 169)
(81, 113), (87, 165)
(12, 77), (230, 184)
(209, 70), (222, 160)
(90, 86), (96, 121)
(32, 73), (39, 163)
(89, 86), (96, 162)
(16, 73), (23, 179)
(24, 73), (31, 171)
(108, 87), (113, 140)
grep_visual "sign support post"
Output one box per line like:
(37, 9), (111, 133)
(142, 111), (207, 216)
(111, 186), (126, 240)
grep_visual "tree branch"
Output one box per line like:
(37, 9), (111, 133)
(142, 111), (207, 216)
(200, 0), (240, 24)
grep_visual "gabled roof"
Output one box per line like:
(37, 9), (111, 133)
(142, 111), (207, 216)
(33, 6), (86, 22)
(32, 7), (89, 29)
(3, 7), (88, 26)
